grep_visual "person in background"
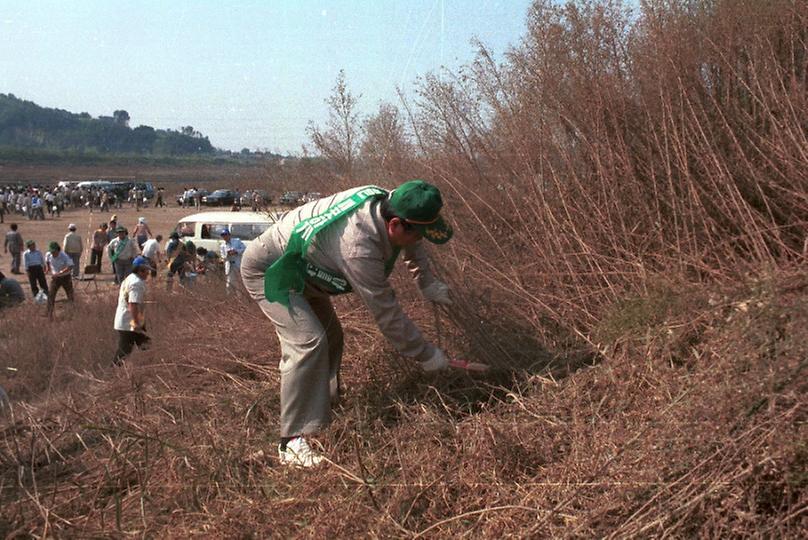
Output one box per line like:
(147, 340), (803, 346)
(4, 223), (23, 274)
(108, 215), (119, 279)
(113, 256), (153, 365)
(63, 223), (83, 278)
(23, 240), (48, 299)
(31, 192), (45, 220)
(164, 232), (181, 290)
(165, 232), (181, 259)
(0, 270), (25, 308)
(46, 190), (56, 217)
(194, 247), (220, 278)
(100, 190), (110, 212)
(140, 234), (163, 279)
(108, 227), (140, 284)
(45, 241), (74, 319)
(167, 240), (195, 290)
(91, 223), (110, 272)
(155, 187), (165, 208)
(219, 228), (246, 291)
(132, 217), (152, 249)
(55, 189), (64, 216)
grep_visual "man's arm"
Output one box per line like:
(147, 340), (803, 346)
(340, 254), (436, 363)
(402, 241), (437, 290)
(128, 302), (144, 331)
(404, 241), (452, 306)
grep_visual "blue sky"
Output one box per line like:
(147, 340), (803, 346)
(0, 0), (533, 153)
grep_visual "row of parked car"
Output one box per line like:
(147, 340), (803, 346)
(175, 189), (271, 207)
(279, 191), (322, 205)
(177, 190), (324, 207)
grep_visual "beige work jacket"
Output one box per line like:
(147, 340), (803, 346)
(257, 186), (440, 362)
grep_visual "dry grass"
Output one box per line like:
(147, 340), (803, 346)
(1, 270), (805, 537)
(1, 0), (806, 537)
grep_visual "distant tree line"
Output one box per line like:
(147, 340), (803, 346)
(0, 93), (214, 156)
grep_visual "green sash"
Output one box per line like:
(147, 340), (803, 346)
(110, 238), (129, 263)
(264, 186), (389, 306)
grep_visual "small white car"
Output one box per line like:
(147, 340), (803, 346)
(173, 210), (281, 253)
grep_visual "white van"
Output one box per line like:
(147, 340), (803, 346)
(173, 211), (281, 252)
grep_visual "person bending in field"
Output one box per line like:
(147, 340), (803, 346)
(241, 180), (453, 467)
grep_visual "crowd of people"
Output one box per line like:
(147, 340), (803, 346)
(2, 212), (246, 314)
(0, 184), (166, 223)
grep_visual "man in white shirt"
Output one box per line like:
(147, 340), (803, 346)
(219, 229), (246, 290)
(113, 256), (152, 365)
(23, 239), (48, 298)
(45, 241), (74, 319)
(141, 234), (163, 278)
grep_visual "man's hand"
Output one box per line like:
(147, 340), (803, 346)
(421, 281), (452, 306)
(420, 348), (449, 372)
(130, 320), (146, 333)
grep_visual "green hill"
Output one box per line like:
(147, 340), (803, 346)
(0, 93), (214, 156)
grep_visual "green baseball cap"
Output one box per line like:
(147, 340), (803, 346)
(48, 241), (60, 251)
(389, 180), (453, 244)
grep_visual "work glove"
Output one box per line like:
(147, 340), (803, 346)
(421, 281), (452, 306)
(420, 348), (449, 372)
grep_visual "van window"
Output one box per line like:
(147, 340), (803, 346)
(230, 223), (270, 240)
(202, 223), (230, 239)
(176, 222), (195, 237)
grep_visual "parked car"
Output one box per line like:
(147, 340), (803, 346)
(202, 189), (237, 207)
(173, 211), (280, 253)
(279, 191), (305, 205)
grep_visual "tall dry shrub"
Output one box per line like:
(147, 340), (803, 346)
(360, 102), (415, 184)
(408, 0), (808, 346)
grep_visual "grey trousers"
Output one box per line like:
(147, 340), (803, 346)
(241, 238), (344, 438)
(115, 258), (133, 284)
(68, 253), (81, 277)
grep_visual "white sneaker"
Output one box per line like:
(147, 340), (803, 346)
(278, 437), (324, 468)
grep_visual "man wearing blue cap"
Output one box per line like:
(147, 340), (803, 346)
(241, 180), (453, 467)
(113, 255), (153, 365)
